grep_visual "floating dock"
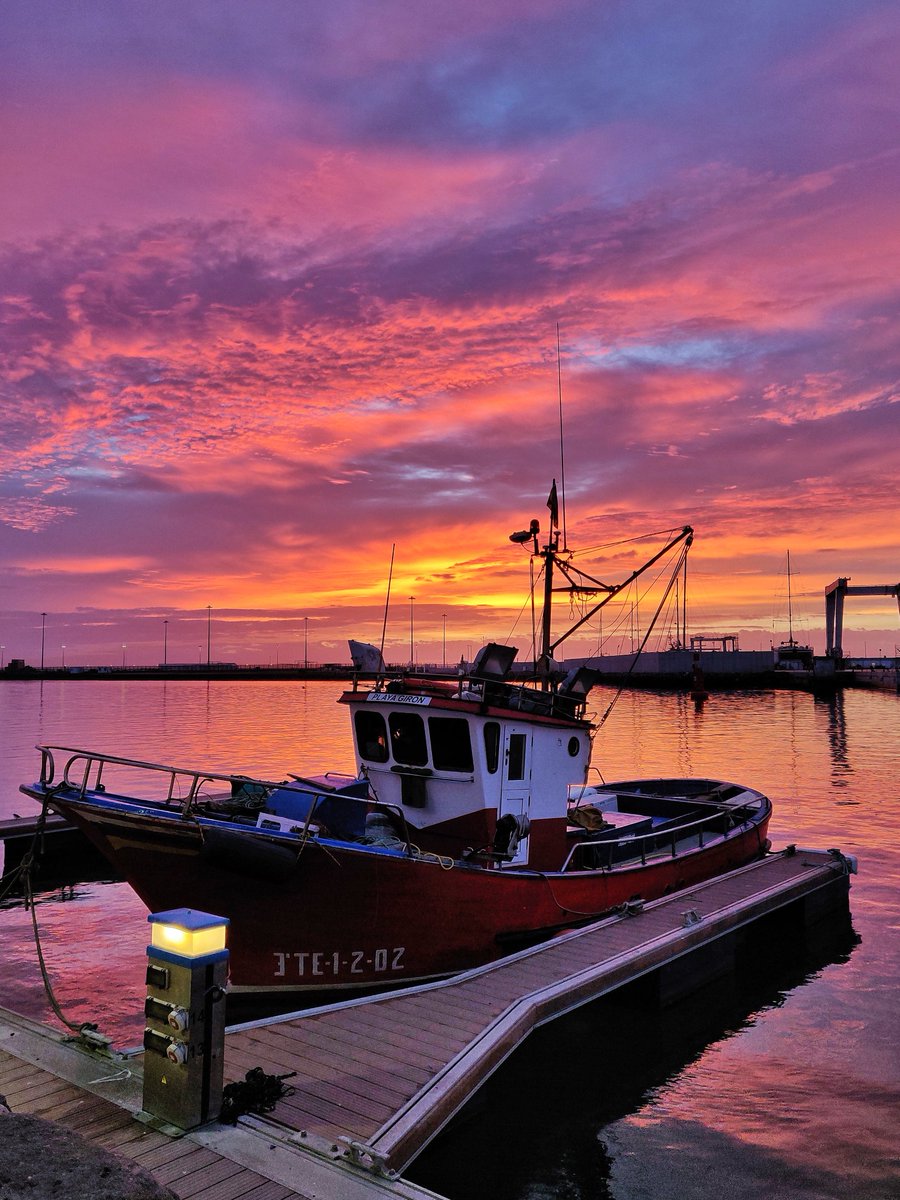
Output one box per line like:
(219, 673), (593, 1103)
(0, 1007), (437, 1200)
(0, 846), (854, 1196)
(0, 812), (115, 884)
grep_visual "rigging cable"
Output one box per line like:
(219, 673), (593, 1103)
(570, 527), (685, 559)
(504, 552), (546, 653)
(597, 542), (691, 727)
(530, 556), (538, 668)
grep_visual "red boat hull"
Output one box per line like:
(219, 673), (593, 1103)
(39, 794), (770, 996)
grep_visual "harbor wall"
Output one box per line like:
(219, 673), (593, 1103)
(578, 649), (776, 677)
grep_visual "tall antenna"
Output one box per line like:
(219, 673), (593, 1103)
(556, 323), (568, 549)
(379, 543), (395, 662)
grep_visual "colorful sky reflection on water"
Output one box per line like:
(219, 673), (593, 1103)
(1, 683), (897, 1198)
(2, 2), (899, 665)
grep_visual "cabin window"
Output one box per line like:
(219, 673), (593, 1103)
(388, 712), (428, 766)
(568, 736), (581, 757)
(355, 710), (388, 762)
(428, 717), (474, 772)
(507, 732), (527, 781)
(484, 723), (501, 774)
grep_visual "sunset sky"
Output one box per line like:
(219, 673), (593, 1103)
(2, 0), (899, 667)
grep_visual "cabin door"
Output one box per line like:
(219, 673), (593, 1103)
(499, 726), (532, 865)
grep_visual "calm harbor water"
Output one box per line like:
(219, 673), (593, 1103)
(1, 679), (897, 1199)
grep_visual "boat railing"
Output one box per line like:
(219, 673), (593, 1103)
(560, 800), (766, 873)
(37, 743), (282, 808)
(34, 744), (414, 845)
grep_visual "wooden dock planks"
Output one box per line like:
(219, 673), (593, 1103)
(1, 1048), (291, 1200)
(0, 1020), (443, 1200)
(0, 1045), (382, 1200)
(226, 847), (853, 1176)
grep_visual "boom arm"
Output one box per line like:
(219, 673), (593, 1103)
(546, 526), (693, 657)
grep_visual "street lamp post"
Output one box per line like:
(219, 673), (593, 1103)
(442, 613), (447, 669)
(409, 596), (415, 667)
(61, 645), (66, 669)
(41, 612), (46, 671)
(122, 644), (127, 668)
(163, 619), (168, 667)
(304, 616), (309, 670)
(206, 606), (212, 667)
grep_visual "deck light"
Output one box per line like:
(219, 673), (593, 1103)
(148, 908), (229, 962)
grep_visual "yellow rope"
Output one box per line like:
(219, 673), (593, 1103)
(408, 844), (455, 870)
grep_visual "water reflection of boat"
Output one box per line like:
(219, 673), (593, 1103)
(20, 495), (772, 999)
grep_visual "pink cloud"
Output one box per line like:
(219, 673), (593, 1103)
(1, 2), (899, 661)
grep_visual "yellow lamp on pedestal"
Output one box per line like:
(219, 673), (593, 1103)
(147, 908), (229, 962)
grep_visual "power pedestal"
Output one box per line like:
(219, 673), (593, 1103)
(141, 908), (229, 1130)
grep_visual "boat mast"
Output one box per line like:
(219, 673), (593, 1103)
(379, 543), (396, 665)
(786, 550), (796, 647)
(539, 322), (567, 682)
(539, 482), (561, 683)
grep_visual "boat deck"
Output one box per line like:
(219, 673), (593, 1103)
(224, 846), (851, 1177)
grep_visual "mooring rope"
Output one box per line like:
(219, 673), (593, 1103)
(0, 794), (56, 901)
(10, 799), (107, 1038)
(22, 886), (83, 1031)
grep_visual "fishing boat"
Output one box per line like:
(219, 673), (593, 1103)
(20, 495), (772, 999)
(774, 551), (815, 673)
(770, 551), (844, 691)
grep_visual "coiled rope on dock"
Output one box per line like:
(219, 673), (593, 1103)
(219, 1067), (296, 1124)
